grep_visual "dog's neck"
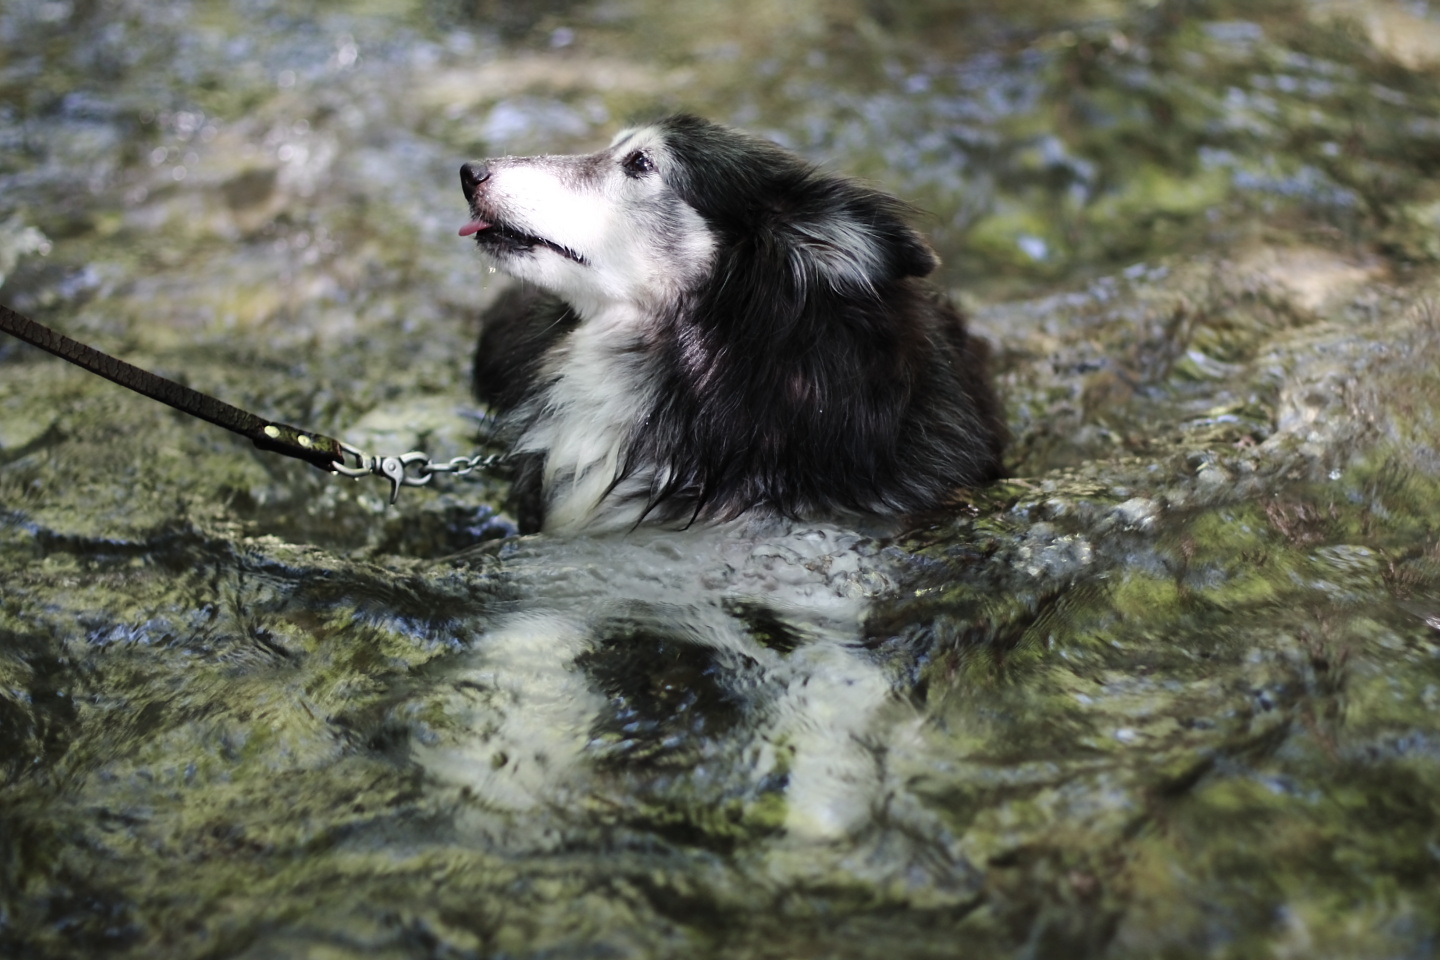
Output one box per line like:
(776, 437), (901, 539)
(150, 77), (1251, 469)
(514, 302), (661, 534)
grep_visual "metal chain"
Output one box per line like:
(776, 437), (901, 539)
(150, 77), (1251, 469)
(332, 443), (510, 505)
(423, 452), (511, 478)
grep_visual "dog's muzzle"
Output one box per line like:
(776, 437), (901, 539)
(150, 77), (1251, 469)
(456, 161), (588, 265)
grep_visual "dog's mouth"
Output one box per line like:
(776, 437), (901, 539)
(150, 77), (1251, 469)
(459, 212), (588, 266)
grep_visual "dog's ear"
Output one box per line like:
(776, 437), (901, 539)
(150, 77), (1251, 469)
(794, 185), (938, 287)
(655, 115), (938, 288)
(779, 182), (939, 290)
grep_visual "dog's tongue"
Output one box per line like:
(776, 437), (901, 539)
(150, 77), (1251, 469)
(458, 218), (490, 237)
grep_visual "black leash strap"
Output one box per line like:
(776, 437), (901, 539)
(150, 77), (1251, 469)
(0, 302), (343, 471)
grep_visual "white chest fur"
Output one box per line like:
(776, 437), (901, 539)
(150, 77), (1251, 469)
(514, 312), (661, 533)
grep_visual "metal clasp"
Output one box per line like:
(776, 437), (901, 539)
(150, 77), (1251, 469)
(333, 443), (435, 504)
(376, 451), (434, 504)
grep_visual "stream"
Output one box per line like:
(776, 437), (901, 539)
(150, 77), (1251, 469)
(3, 1), (1440, 957)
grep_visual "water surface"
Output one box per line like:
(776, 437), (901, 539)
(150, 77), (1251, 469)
(3, 1), (1440, 957)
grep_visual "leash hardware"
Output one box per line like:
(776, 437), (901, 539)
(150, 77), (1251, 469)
(333, 445), (510, 505)
(422, 452), (510, 479)
(334, 444), (434, 505)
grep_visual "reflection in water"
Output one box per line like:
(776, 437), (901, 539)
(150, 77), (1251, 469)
(420, 521), (905, 841)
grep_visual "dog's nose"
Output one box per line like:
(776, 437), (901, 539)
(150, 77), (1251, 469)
(460, 161), (490, 199)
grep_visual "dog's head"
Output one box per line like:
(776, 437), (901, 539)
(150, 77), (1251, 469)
(459, 114), (938, 319)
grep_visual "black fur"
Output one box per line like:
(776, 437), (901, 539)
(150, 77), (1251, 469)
(469, 115), (1005, 533)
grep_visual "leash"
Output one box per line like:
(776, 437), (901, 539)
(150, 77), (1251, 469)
(0, 302), (507, 504)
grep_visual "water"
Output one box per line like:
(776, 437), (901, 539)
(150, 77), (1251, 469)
(4, 0), (1440, 957)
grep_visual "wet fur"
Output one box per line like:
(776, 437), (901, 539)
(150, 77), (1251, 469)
(463, 114), (1005, 534)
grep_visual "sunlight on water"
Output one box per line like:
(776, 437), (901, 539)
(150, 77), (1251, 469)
(5, 0), (1440, 956)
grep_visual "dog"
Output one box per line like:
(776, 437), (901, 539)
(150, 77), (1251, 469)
(459, 114), (1005, 535)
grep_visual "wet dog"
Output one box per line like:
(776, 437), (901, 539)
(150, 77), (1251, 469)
(459, 114), (1004, 534)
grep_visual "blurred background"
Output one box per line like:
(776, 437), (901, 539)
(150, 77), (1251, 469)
(8, 0), (1440, 312)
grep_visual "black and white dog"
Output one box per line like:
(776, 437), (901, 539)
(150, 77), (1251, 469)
(459, 114), (1004, 534)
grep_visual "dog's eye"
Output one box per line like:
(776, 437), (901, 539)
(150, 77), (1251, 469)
(621, 150), (655, 177)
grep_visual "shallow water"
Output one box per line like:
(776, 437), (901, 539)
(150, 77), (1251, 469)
(4, 0), (1440, 957)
